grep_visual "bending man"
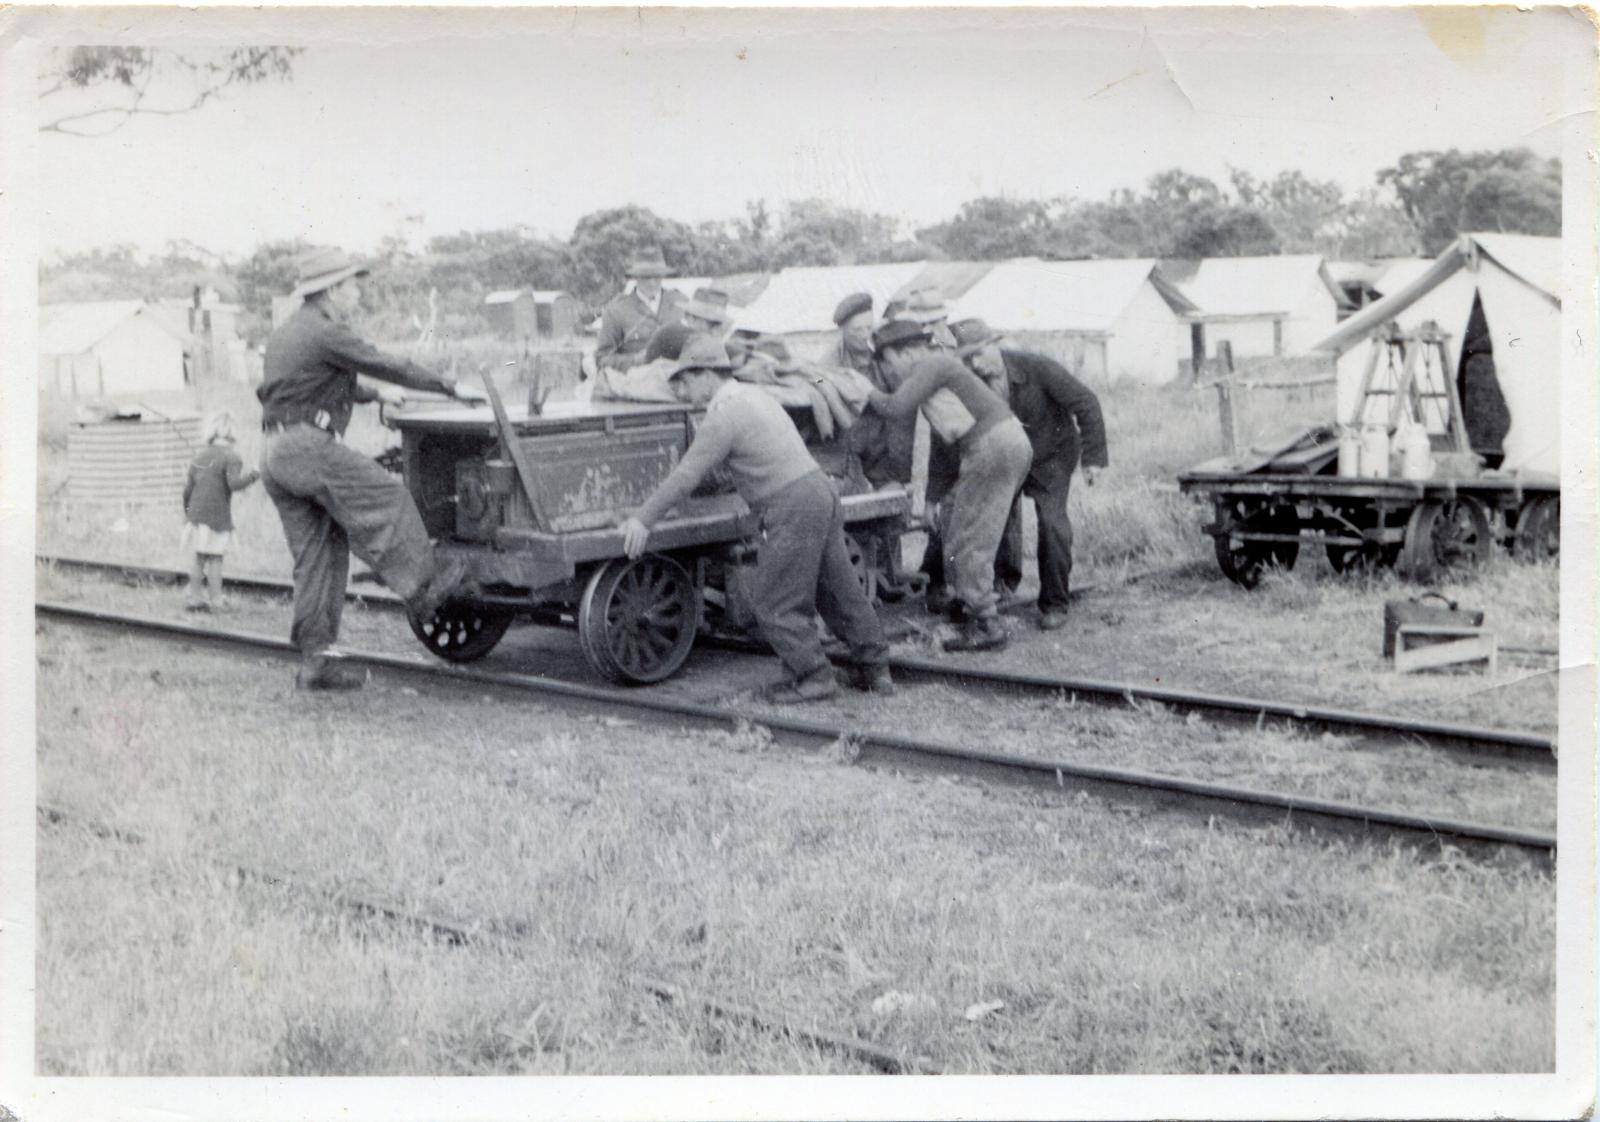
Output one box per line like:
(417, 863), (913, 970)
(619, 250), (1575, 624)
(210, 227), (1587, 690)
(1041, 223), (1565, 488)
(619, 336), (892, 702)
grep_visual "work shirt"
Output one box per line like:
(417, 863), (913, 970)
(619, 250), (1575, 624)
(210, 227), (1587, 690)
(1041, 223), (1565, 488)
(871, 354), (1009, 448)
(258, 301), (451, 435)
(596, 288), (688, 371)
(1000, 349), (1109, 480)
(633, 380), (818, 527)
(183, 442), (257, 531)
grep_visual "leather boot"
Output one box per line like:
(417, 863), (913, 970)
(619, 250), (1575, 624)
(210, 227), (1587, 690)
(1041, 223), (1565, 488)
(295, 655), (367, 691)
(762, 664), (839, 704)
(943, 614), (1009, 653)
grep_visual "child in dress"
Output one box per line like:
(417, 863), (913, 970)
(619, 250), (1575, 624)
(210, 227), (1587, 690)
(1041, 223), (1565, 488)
(182, 412), (259, 611)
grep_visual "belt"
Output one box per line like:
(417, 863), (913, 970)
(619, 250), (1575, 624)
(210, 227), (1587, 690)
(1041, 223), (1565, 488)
(264, 410), (334, 435)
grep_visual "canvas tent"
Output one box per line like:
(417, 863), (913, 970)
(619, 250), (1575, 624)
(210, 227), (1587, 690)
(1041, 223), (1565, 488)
(1313, 233), (1560, 477)
(1181, 255), (1351, 359)
(38, 301), (189, 396)
(951, 257), (1198, 384)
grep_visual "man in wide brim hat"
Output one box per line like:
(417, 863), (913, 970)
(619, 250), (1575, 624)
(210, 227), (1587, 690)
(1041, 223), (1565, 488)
(256, 245), (484, 691)
(617, 333), (893, 703)
(948, 316), (1109, 633)
(597, 245), (688, 372)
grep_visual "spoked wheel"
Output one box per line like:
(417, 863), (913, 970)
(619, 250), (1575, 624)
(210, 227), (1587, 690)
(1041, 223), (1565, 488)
(408, 601), (515, 663)
(842, 531), (880, 600)
(1514, 497), (1560, 562)
(1212, 498), (1300, 589)
(1325, 510), (1403, 576)
(577, 554), (700, 685)
(1399, 497), (1493, 581)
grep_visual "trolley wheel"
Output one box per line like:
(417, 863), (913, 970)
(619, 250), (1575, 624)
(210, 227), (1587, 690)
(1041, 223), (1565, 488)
(1212, 498), (1300, 589)
(577, 554), (700, 685)
(842, 531), (879, 600)
(1514, 497), (1560, 562)
(1325, 513), (1403, 576)
(1398, 496), (1492, 581)
(408, 601), (515, 663)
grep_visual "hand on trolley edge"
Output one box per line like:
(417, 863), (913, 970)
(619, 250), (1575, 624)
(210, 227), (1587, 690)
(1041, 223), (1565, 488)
(375, 384), (408, 407)
(451, 382), (489, 404)
(1083, 465), (1102, 487)
(619, 516), (650, 559)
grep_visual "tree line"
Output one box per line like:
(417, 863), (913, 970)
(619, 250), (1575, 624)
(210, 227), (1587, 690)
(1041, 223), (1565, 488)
(40, 148), (1560, 345)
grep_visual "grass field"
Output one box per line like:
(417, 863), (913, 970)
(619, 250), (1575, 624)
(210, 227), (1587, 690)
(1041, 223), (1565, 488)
(30, 353), (1561, 1077)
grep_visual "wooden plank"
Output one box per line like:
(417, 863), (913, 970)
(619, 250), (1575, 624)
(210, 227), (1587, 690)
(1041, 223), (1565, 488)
(1394, 629), (1497, 675)
(481, 371), (555, 533)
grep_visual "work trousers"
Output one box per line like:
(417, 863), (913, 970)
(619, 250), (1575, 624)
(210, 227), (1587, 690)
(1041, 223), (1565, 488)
(939, 419), (1032, 621)
(751, 471), (888, 681)
(261, 425), (435, 656)
(994, 468), (1076, 612)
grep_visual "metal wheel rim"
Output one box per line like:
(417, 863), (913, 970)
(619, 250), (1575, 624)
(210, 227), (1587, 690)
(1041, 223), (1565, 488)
(1429, 498), (1491, 570)
(1215, 499), (1299, 588)
(579, 555), (699, 684)
(409, 601), (513, 663)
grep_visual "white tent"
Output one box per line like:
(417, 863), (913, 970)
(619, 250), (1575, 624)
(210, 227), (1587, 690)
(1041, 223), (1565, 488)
(734, 262), (928, 335)
(1312, 233), (1560, 477)
(1180, 254), (1348, 358)
(38, 301), (189, 396)
(951, 257), (1197, 384)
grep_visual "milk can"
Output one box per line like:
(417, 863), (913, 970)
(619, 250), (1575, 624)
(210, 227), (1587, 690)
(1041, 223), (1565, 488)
(1337, 425), (1362, 477)
(1399, 422), (1434, 480)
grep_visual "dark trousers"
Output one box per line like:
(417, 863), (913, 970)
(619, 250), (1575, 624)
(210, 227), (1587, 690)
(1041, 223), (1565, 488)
(752, 471), (888, 680)
(994, 471), (1076, 613)
(261, 425), (435, 656)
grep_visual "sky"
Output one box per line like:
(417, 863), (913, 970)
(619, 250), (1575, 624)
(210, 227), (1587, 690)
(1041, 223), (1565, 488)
(20, 6), (1590, 260)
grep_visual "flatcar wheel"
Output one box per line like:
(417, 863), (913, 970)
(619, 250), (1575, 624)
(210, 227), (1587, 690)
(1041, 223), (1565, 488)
(1212, 499), (1300, 590)
(842, 532), (880, 600)
(407, 601), (514, 663)
(1325, 512), (1402, 576)
(1514, 497), (1560, 562)
(577, 554), (700, 685)
(1399, 497), (1492, 581)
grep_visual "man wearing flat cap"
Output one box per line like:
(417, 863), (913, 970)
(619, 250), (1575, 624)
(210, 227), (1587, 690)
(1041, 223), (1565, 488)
(827, 291), (915, 488)
(951, 317), (1108, 631)
(618, 336), (892, 703)
(596, 246), (688, 372)
(257, 246), (483, 691)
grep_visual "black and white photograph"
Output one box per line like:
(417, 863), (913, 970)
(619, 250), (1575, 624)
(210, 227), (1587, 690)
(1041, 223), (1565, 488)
(1, 5), (1595, 1119)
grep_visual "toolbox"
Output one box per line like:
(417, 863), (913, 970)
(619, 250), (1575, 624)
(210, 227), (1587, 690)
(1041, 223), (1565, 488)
(1382, 592), (1485, 658)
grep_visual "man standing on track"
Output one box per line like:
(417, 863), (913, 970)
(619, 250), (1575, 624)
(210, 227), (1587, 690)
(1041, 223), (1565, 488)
(618, 336), (893, 702)
(258, 246), (483, 691)
(595, 246), (688, 372)
(950, 318), (1108, 631)
(866, 320), (1031, 652)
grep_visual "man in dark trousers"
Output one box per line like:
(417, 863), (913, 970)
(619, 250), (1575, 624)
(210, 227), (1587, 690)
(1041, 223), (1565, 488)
(618, 336), (892, 702)
(831, 291), (915, 488)
(258, 247), (483, 691)
(595, 246), (688, 372)
(950, 318), (1108, 631)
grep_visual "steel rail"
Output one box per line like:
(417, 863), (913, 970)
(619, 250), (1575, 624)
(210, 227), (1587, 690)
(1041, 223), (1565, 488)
(35, 552), (1557, 765)
(37, 600), (1556, 869)
(37, 802), (926, 1074)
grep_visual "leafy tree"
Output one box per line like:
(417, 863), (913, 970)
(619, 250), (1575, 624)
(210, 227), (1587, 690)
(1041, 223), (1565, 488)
(917, 196), (1053, 260)
(567, 205), (695, 302)
(1378, 148), (1560, 254)
(39, 46), (302, 137)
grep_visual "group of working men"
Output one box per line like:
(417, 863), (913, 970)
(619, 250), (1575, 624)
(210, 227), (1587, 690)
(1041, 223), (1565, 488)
(253, 244), (1106, 701)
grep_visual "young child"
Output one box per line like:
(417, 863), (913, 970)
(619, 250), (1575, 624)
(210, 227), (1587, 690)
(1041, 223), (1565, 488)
(181, 412), (259, 611)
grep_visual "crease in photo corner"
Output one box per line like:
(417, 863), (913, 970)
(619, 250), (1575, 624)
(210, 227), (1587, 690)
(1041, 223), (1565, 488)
(2, 5), (1596, 1121)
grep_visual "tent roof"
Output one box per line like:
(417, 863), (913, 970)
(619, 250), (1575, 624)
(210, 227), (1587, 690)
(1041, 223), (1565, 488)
(1312, 234), (1560, 356)
(38, 301), (186, 355)
(895, 260), (997, 305)
(663, 272), (770, 307)
(951, 258), (1190, 333)
(1181, 254), (1349, 316)
(484, 289), (526, 304)
(529, 289), (572, 302)
(736, 261), (928, 333)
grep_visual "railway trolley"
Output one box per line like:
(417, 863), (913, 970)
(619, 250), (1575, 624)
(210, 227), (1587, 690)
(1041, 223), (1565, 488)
(385, 385), (915, 684)
(1178, 460), (1560, 589)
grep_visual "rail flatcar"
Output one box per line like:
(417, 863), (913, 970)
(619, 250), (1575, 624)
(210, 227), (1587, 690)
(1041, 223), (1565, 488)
(385, 384), (914, 684)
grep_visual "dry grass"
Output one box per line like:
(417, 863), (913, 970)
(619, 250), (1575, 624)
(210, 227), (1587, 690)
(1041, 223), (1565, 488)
(36, 624), (1555, 1075)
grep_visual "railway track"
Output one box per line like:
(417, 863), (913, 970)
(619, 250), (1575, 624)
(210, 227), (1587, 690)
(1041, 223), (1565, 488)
(36, 802), (930, 1074)
(36, 598), (1556, 868)
(37, 552), (1556, 766)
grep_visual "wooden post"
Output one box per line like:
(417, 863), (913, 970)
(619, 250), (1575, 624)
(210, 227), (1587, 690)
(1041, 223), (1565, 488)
(1189, 321), (1206, 385)
(1215, 340), (1238, 456)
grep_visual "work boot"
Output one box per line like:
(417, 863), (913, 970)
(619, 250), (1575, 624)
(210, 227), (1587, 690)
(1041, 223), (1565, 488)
(762, 664), (839, 704)
(943, 614), (1009, 653)
(408, 554), (470, 624)
(842, 662), (895, 695)
(295, 655), (367, 692)
(1037, 607), (1070, 632)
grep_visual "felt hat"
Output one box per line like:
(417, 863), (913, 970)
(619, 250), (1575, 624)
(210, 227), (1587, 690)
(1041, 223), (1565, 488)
(671, 334), (734, 378)
(950, 317), (1006, 356)
(832, 291), (873, 326)
(872, 319), (932, 354)
(683, 287), (732, 325)
(896, 285), (949, 324)
(290, 246), (370, 299)
(624, 246), (674, 278)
